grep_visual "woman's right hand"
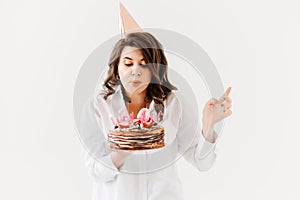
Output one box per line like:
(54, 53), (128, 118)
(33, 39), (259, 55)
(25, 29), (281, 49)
(109, 147), (133, 169)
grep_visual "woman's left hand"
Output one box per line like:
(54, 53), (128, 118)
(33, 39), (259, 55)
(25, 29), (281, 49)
(202, 87), (232, 134)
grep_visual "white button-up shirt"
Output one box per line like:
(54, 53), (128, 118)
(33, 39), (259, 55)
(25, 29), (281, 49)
(79, 85), (217, 200)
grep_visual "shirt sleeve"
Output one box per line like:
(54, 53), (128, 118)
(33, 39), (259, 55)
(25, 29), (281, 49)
(79, 95), (120, 183)
(175, 92), (217, 171)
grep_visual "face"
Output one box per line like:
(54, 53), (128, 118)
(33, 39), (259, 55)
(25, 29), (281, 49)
(118, 46), (152, 96)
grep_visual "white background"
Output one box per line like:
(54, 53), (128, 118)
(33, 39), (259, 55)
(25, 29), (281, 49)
(1, 0), (299, 199)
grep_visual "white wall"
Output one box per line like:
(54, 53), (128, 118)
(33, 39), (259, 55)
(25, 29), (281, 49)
(1, 0), (299, 199)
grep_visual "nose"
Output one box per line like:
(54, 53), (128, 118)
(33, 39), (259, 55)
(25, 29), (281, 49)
(131, 65), (141, 76)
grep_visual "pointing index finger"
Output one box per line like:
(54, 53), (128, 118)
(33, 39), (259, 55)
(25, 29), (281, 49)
(224, 87), (232, 97)
(219, 87), (232, 102)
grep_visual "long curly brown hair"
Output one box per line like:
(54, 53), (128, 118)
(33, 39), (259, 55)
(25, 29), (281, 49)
(102, 32), (177, 115)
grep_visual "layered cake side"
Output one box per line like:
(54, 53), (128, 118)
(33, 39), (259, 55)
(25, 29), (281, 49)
(108, 126), (165, 150)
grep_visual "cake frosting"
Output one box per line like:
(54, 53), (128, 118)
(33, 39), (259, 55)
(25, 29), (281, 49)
(108, 108), (165, 150)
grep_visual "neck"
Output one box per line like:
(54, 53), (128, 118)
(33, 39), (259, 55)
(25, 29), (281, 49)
(127, 90), (147, 106)
(125, 90), (150, 118)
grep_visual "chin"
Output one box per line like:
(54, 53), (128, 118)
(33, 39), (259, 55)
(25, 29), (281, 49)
(124, 85), (148, 95)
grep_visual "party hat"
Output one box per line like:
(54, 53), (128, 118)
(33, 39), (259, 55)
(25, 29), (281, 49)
(119, 2), (143, 37)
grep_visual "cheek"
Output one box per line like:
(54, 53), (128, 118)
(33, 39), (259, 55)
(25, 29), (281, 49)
(143, 69), (152, 82)
(118, 66), (129, 78)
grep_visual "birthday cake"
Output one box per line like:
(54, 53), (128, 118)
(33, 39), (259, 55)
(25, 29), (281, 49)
(108, 108), (165, 150)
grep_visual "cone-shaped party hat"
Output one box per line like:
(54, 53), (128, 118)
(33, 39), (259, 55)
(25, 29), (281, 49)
(119, 2), (143, 37)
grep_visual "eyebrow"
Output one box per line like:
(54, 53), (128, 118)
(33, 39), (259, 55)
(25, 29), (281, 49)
(123, 56), (145, 61)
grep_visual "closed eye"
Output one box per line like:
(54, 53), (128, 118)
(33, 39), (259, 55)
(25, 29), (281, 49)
(124, 63), (148, 67)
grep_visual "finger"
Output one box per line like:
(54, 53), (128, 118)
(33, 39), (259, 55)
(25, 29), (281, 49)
(226, 97), (232, 103)
(108, 146), (115, 152)
(220, 102), (231, 109)
(224, 109), (232, 117)
(110, 148), (133, 154)
(225, 98), (232, 109)
(219, 100), (231, 108)
(219, 87), (232, 103)
(224, 87), (232, 97)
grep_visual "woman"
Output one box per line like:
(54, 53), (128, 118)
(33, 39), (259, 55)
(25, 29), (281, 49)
(80, 32), (232, 200)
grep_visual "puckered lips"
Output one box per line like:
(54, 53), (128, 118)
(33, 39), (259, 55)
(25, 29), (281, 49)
(129, 79), (142, 86)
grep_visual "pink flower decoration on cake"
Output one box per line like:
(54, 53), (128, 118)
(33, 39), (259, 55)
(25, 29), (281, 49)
(137, 108), (150, 123)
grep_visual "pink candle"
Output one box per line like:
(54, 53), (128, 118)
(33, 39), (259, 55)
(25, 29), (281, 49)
(110, 115), (116, 126)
